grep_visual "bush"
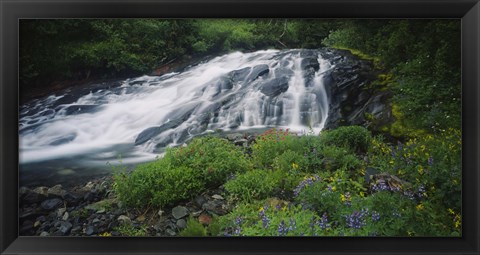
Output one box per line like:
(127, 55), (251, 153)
(179, 217), (208, 237)
(224, 169), (281, 202)
(320, 126), (372, 154)
(165, 136), (251, 187)
(251, 128), (301, 169)
(114, 162), (204, 208)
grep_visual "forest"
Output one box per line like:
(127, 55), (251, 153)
(19, 19), (461, 237)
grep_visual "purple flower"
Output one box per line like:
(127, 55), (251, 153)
(318, 213), (330, 230)
(345, 209), (368, 229)
(278, 220), (288, 236)
(293, 175), (321, 196)
(235, 216), (243, 225)
(259, 206), (270, 229)
(417, 185), (426, 198)
(428, 156), (434, 166)
(371, 211), (381, 222)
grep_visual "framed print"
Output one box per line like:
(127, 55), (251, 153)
(1, 0), (479, 254)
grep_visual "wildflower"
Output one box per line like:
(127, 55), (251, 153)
(371, 211), (381, 222)
(416, 203), (424, 211)
(278, 220), (288, 236)
(235, 216), (243, 225)
(293, 175), (320, 196)
(318, 213), (330, 230)
(345, 209), (368, 229)
(292, 162), (299, 170)
(392, 210), (401, 218)
(428, 156), (434, 166)
(258, 206), (270, 229)
(403, 190), (415, 200)
(341, 192), (352, 206)
(233, 227), (242, 236)
(288, 218), (297, 232)
(417, 185), (426, 197)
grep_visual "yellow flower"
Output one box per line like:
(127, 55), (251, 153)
(331, 186), (337, 192)
(292, 163), (299, 169)
(416, 203), (424, 210)
(417, 166), (424, 175)
(359, 191), (365, 197)
(448, 208), (455, 215)
(340, 194), (346, 202)
(258, 206), (265, 212)
(99, 232), (112, 237)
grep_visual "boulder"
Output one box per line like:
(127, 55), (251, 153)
(245, 64), (269, 84)
(41, 198), (63, 211)
(260, 76), (289, 97)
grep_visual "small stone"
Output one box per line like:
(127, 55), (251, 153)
(84, 182), (95, 191)
(172, 206), (189, 219)
(165, 228), (176, 236)
(47, 184), (66, 198)
(92, 218), (101, 224)
(198, 214), (212, 225)
(34, 221), (42, 228)
(58, 221), (72, 235)
(85, 225), (96, 235)
(211, 194), (224, 200)
(191, 210), (203, 217)
(194, 196), (207, 207)
(40, 231), (49, 237)
(176, 219), (187, 229)
(117, 215), (131, 224)
(62, 212), (69, 221)
(96, 208), (106, 214)
(57, 208), (67, 217)
(41, 198), (63, 210)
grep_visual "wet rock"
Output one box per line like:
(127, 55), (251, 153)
(62, 212), (69, 221)
(260, 76), (289, 97)
(41, 198), (63, 211)
(301, 57), (320, 71)
(23, 187), (49, 204)
(63, 104), (101, 116)
(40, 231), (50, 237)
(245, 64), (269, 83)
(172, 206), (189, 219)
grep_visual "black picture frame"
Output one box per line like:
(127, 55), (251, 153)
(1, 0), (479, 254)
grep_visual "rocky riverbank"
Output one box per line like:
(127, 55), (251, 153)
(19, 175), (236, 236)
(19, 133), (255, 237)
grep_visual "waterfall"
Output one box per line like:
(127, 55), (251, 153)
(19, 49), (333, 166)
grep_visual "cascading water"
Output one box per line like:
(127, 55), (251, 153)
(19, 49), (333, 186)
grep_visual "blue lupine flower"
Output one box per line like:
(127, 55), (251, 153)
(293, 175), (321, 196)
(278, 220), (288, 236)
(318, 213), (330, 230)
(371, 211), (381, 222)
(287, 218), (296, 232)
(345, 209), (368, 229)
(428, 156), (434, 166)
(235, 216), (243, 225)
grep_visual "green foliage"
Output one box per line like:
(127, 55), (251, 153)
(165, 136), (250, 187)
(224, 169), (281, 202)
(319, 126), (372, 154)
(178, 217), (208, 237)
(114, 223), (147, 237)
(219, 200), (321, 236)
(251, 128), (301, 169)
(114, 162), (204, 208)
(114, 136), (249, 207)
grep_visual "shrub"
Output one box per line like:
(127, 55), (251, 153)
(251, 128), (301, 169)
(114, 223), (147, 237)
(224, 169), (281, 202)
(114, 161), (204, 208)
(320, 126), (372, 154)
(165, 136), (251, 187)
(179, 217), (208, 237)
